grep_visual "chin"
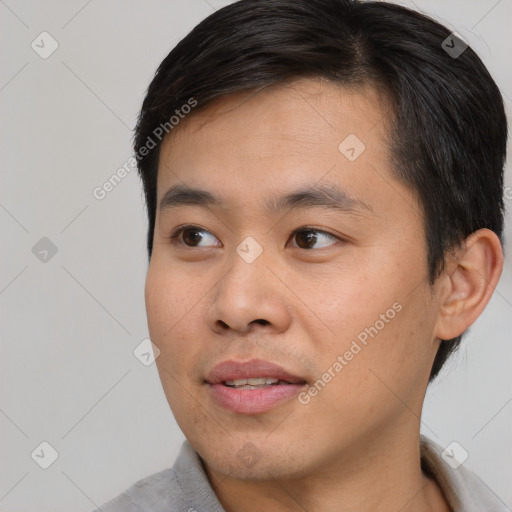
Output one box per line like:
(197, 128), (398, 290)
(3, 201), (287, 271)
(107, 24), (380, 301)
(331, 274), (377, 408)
(195, 436), (309, 481)
(204, 451), (297, 480)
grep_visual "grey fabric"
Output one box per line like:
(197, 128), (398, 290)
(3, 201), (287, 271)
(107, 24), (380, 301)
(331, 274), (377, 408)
(420, 436), (510, 511)
(93, 440), (225, 512)
(93, 436), (509, 512)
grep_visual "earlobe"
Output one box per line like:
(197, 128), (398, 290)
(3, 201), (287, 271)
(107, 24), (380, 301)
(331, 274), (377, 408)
(434, 229), (503, 341)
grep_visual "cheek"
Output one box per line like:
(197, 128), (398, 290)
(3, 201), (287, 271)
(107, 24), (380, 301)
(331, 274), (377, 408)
(317, 283), (436, 421)
(292, 262), (399, 351)
(145, 259), (211, 378)
(145, 263), (202, 422)
(304, 253), (434, 394)
(144, 262), (189, 364)
(144, 258), (196, 338)
(145, 266), (172, 340)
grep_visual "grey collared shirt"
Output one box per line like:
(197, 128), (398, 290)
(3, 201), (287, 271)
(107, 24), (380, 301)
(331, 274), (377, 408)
(93, 436), (509, 512)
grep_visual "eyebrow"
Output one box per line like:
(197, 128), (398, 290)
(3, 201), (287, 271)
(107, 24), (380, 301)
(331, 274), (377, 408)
(159, 183), (373, 215)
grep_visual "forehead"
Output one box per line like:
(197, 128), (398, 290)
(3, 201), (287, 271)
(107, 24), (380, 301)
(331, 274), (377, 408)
(156, 78), (400, 213)
(162, 78), (390, 154)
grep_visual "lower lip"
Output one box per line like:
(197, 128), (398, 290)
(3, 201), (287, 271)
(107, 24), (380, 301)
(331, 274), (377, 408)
(206, 383), (306, 414)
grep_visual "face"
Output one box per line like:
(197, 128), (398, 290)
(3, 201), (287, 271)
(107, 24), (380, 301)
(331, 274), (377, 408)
(145, 79), (441, 480)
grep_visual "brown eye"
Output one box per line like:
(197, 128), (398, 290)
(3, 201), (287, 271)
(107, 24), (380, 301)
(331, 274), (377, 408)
(182, 228), (204, 246)
(170, 226), (221, 247)
(291, 229), (338, 250)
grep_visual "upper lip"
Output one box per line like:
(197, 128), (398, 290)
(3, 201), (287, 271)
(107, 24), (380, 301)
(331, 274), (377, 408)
(205, 358), (307, 384)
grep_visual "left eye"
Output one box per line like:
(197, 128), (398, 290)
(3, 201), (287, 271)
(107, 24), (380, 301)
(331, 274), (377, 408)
(289, 229), (339, 250)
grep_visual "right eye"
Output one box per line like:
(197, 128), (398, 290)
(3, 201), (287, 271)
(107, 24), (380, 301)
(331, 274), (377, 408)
(169, 225), (222, 248)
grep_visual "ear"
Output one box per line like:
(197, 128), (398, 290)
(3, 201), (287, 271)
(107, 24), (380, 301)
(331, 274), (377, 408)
(433, 228), (504, 341)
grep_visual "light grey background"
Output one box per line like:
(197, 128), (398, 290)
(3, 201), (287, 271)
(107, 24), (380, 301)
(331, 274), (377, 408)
(1, 1), (511, 510)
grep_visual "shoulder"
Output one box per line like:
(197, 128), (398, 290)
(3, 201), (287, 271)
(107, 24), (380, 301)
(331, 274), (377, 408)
(90, 439), (226, 512)
(420, 435), (509, 512)
(90, 466), (183, 512)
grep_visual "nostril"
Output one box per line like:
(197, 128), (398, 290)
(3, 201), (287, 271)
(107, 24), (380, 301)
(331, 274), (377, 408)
(216, 319), (269, 330)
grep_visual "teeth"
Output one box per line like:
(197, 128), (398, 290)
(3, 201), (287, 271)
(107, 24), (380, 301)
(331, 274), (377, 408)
(224, 377), (280, 387)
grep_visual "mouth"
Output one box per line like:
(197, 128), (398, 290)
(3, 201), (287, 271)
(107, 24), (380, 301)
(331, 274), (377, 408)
(205, 358), (307, 385)
(222, 377), (299, 389)
(204, 359), (308, 414)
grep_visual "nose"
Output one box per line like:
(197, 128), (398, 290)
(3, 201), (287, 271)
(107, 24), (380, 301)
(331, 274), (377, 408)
(204, 245), (291, 335)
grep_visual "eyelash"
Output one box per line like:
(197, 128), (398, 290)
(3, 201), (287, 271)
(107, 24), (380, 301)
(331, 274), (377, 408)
(168, 224), (341, 250)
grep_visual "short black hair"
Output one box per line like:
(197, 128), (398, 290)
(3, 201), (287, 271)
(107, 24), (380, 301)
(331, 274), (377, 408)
(133, 0), (507, 381)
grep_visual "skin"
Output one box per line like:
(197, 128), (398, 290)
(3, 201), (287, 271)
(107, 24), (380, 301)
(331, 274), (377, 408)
(145, 78), (503, 512)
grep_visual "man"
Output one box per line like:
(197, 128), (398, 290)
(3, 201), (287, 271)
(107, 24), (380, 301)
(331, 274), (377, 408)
(95, 0), (508, 510)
